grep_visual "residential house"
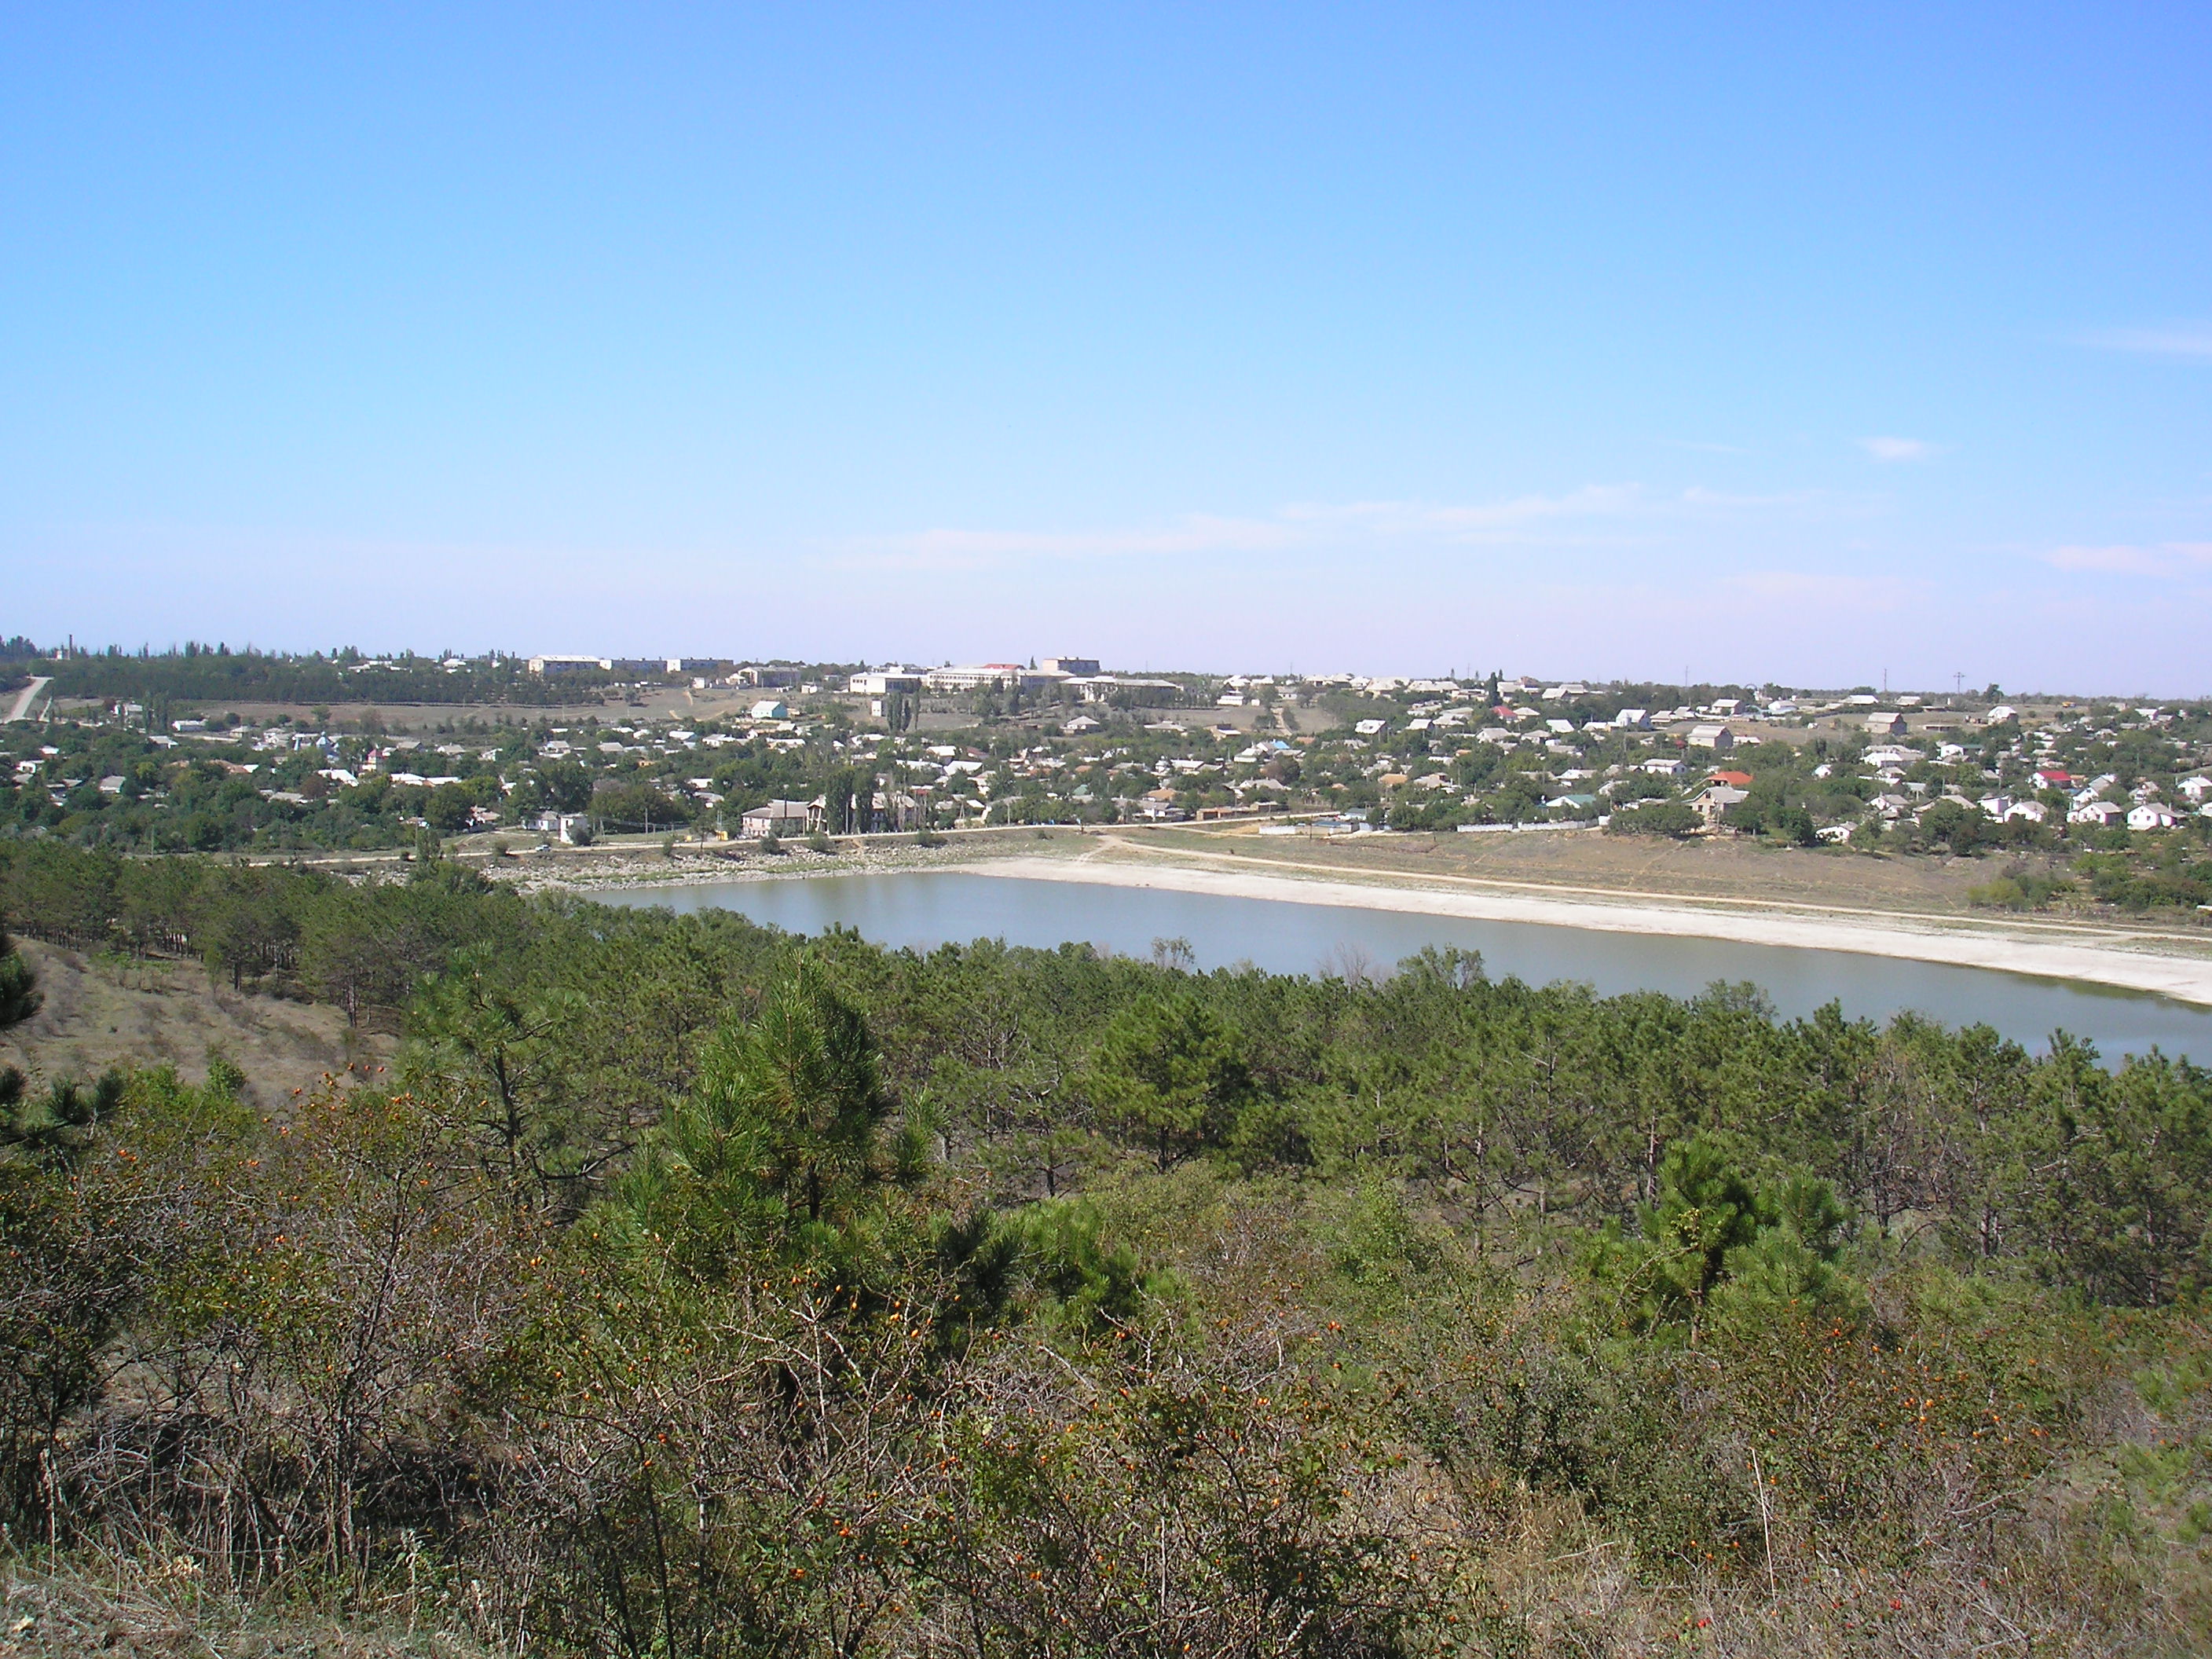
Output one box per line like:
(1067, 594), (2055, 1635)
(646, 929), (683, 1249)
(1863, 711), (1909, 736)
(533, 811), (591, 844)
(2128, 804), (2179, 831)
(739, 799), (815, 839)
(1137, 788), (1188, 822)
(1686, 723), (1735, 753)
(1688, 783), (1748, 826)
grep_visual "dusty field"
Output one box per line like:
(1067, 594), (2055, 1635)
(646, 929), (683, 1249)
(49, 683), (777, 734)
(1138, 822), (2083, 919)
(2, 938), (394, 1104)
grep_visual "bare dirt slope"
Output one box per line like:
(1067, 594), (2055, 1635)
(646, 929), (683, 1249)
(2, 939), (395, 1103)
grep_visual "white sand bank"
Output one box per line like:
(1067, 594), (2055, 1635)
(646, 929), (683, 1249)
(965, 855), (2212, 1008)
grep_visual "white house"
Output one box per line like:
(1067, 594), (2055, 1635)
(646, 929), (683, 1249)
(749, 699), (791, 721)
(849, 669), (923, 696)
(2179, 775), (2212, 804)
(739, 799), (815, 839)
(1863, 711), (1908, 737)
(533, 811), (591, 844)
(2005, 800), (2048, 824)
(1686, 723), (1735, 752)
(1614, 708), (1651, 730)
(1984, 705), (2019, 724)
(2069, 801), (2126, 827)
(2128, 804), (2179, 831)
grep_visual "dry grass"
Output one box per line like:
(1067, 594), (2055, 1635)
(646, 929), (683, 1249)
(1145, 823), (2114, 923)
(0, 1552), (493, 1658)
(1, 939), (395, 1106)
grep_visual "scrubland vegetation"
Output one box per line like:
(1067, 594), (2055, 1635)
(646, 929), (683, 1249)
(3, 840), (2212, 1654)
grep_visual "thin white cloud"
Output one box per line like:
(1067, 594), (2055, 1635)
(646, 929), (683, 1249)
(2075, 325), (2212, 362)
(1722, 570), (1920, 611)
(1858, 436), (1937, 463)
(837, 485), (1841, 571)
(1284, 485), (1651, 537)
(830, 513), (1299, 572)
(2045, 542), (2212, 579)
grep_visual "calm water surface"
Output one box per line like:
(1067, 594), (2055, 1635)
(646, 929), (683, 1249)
(602, 870), (2212, 1063)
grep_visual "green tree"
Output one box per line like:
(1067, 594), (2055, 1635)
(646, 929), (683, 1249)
(0, 915), (38, 1032)
(425, 782), (474, 835)
(633, 961), (898, 1262)
(1604, 800), (1699, 837)
(538, 759), (594, 813)
(405, 946), (597, 1211)
(1080, 992), (1251, 1171)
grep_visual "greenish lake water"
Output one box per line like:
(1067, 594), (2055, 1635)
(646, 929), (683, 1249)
(601, 870), (2212, 1063)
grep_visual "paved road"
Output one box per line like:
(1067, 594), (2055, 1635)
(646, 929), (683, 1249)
(2, 676), (50, 722)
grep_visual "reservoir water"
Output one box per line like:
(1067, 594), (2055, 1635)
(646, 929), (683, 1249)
(601, 870), (2212, 1064)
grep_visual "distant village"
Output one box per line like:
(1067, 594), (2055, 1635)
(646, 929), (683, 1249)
(2, 642), (2209, 909)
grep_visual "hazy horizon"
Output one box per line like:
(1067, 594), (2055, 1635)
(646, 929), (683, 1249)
(6, 6), (2209, 692)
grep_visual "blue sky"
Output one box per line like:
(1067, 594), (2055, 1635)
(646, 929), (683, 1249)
(4, 4), (2208, 692)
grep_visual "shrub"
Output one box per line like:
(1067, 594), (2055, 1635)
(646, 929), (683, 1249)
(1605, 801), (1699, 837)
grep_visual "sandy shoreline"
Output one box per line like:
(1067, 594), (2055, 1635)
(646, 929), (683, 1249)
(960, 854), (2212, 1008)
